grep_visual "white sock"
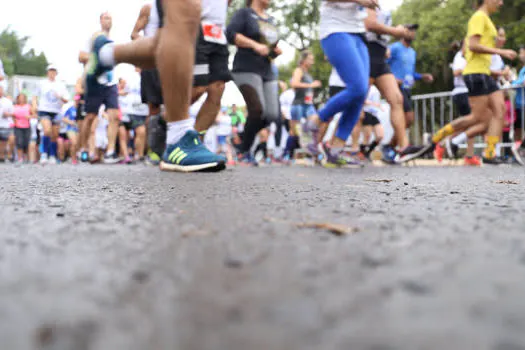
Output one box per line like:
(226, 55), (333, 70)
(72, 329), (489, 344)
(451, 132), (467, 145)
(98, 43), (115, 67)
(166, 118), (195, 145)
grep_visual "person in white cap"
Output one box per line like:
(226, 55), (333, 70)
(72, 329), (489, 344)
(32, 65), (69, 164)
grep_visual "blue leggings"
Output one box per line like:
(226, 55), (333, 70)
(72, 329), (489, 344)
(319, 33), (370, 142)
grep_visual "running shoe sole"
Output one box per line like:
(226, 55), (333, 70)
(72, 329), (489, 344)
(159, 161), (226, 173)
(511, 145), (525, 166)
(103, 158), (121, 164)
(398, 144), (433, 163)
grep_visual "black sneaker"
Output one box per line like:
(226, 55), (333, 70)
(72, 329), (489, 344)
(482, 156), (504, 165)
(398, 144), (434, 163)
(103, 152), (121, 164)
(445, 138), (459, 159)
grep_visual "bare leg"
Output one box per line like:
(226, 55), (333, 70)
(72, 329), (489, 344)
(157, 0), (201, 124)
(57, 138), (65, 161)
(106, 109), (119, 154)
(0, 140), (5, 160)
(118, 126), (130, 159)
(194, 81), (226, 132)
(69, 133), (78, 163)
(134, 125), (146, 158)
(80, 113), (96, 151)
(466, 138), (475, 158)
(405, 111), (415, 129)
(29, 142), (36, 162)
(113, 35), (158, 69)
(350, 117), (362, 151)
(375, 74), (408, 149)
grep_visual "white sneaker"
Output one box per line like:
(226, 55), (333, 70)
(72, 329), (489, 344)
(39, 153), (48, 164)
(48, 156), (57, 165)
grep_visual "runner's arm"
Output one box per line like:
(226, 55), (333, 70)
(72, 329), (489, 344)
(365, 9), (408, 38)
(131, 5), (151, 41)
(79, 51), (89, 64)
(290, 68), (310, 89)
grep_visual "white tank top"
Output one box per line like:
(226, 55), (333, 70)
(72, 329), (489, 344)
(319, 1), (367, 40)
(201, 0), (228, 26)
(145, 2), (159, 38)
(365, 9), (392, 48)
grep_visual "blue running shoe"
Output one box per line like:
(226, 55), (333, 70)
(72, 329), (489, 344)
(160, 130), (226, 172)
(381, 145), (398, 165)
(85, 34), (114, 92)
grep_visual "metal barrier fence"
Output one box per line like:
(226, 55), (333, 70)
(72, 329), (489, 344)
(411, 86), (525, 150)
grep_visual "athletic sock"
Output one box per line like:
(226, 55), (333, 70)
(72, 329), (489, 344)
(451, 132), (468, 146)
(50, 142), (57, 157)
(432, 124), (455, 143)
(484, 135), (499, 159)
(98, 43), (115, 67)
(166, 118), (195, 145)
(255, 142), (268, 158)
(42, 136), (50, 156)
(367, 141), (379, 154)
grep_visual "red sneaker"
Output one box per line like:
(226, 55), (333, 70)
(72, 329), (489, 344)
(434, 143), (445, 162)
(464, 156), (482, 166)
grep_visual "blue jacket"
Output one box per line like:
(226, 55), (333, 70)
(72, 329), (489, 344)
(513, 66), (525, 107)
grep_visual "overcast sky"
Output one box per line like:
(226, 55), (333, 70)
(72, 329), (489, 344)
(0, 0), (403, 86)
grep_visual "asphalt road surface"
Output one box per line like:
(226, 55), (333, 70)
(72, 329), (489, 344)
(2, 164), (525, 350)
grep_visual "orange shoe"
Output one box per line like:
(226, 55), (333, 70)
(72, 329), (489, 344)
(434, 143), (445, 162)
(464, 156), (482, 166)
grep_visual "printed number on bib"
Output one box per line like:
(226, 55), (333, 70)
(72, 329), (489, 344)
(304, 92), (314, 105)
(202, 22), (227, 45)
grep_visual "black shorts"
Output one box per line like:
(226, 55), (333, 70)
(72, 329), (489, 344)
(193, 30), (232, 87)
(363, 112), (380, 126)
(453, 92), (471, 117)
(329, 86), (345, 98)
(14, 128), (30, 150)
(368, 42), (391, 79)
(120, 121), (132, 131)
(141, 69), (163, 106)
(59, 133), (69, 141)
(85, 85), (119, 114)
(464, 74), (499, 97)
(400, 87), (413, 113)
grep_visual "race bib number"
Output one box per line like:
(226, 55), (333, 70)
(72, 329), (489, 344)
(403, 75), (415, 89)
(202, 22), (227, 45)
(304, 92), (314, 105)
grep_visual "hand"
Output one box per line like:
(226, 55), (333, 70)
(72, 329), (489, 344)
(500, 49), (517, 60)
(422, 74), (434, 83)
(254, 43), (270, 57)
(311, 80), (322, 88)
(355, 0), (380, 9)
(503, 66), (512, 80)
(273, 46), (283, 56)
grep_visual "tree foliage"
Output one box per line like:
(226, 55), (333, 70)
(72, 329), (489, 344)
(0, 28), (48, 77)
(393, 0), (525, 93)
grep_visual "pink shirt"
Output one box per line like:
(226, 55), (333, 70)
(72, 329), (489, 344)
(13, 104), (31, 129)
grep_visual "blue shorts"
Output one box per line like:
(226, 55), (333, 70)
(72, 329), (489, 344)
(38, 111), (61, 125)
(290, 104), (317, 121)
(85, 84), (119, 114)
(217, 135), (228, 145)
